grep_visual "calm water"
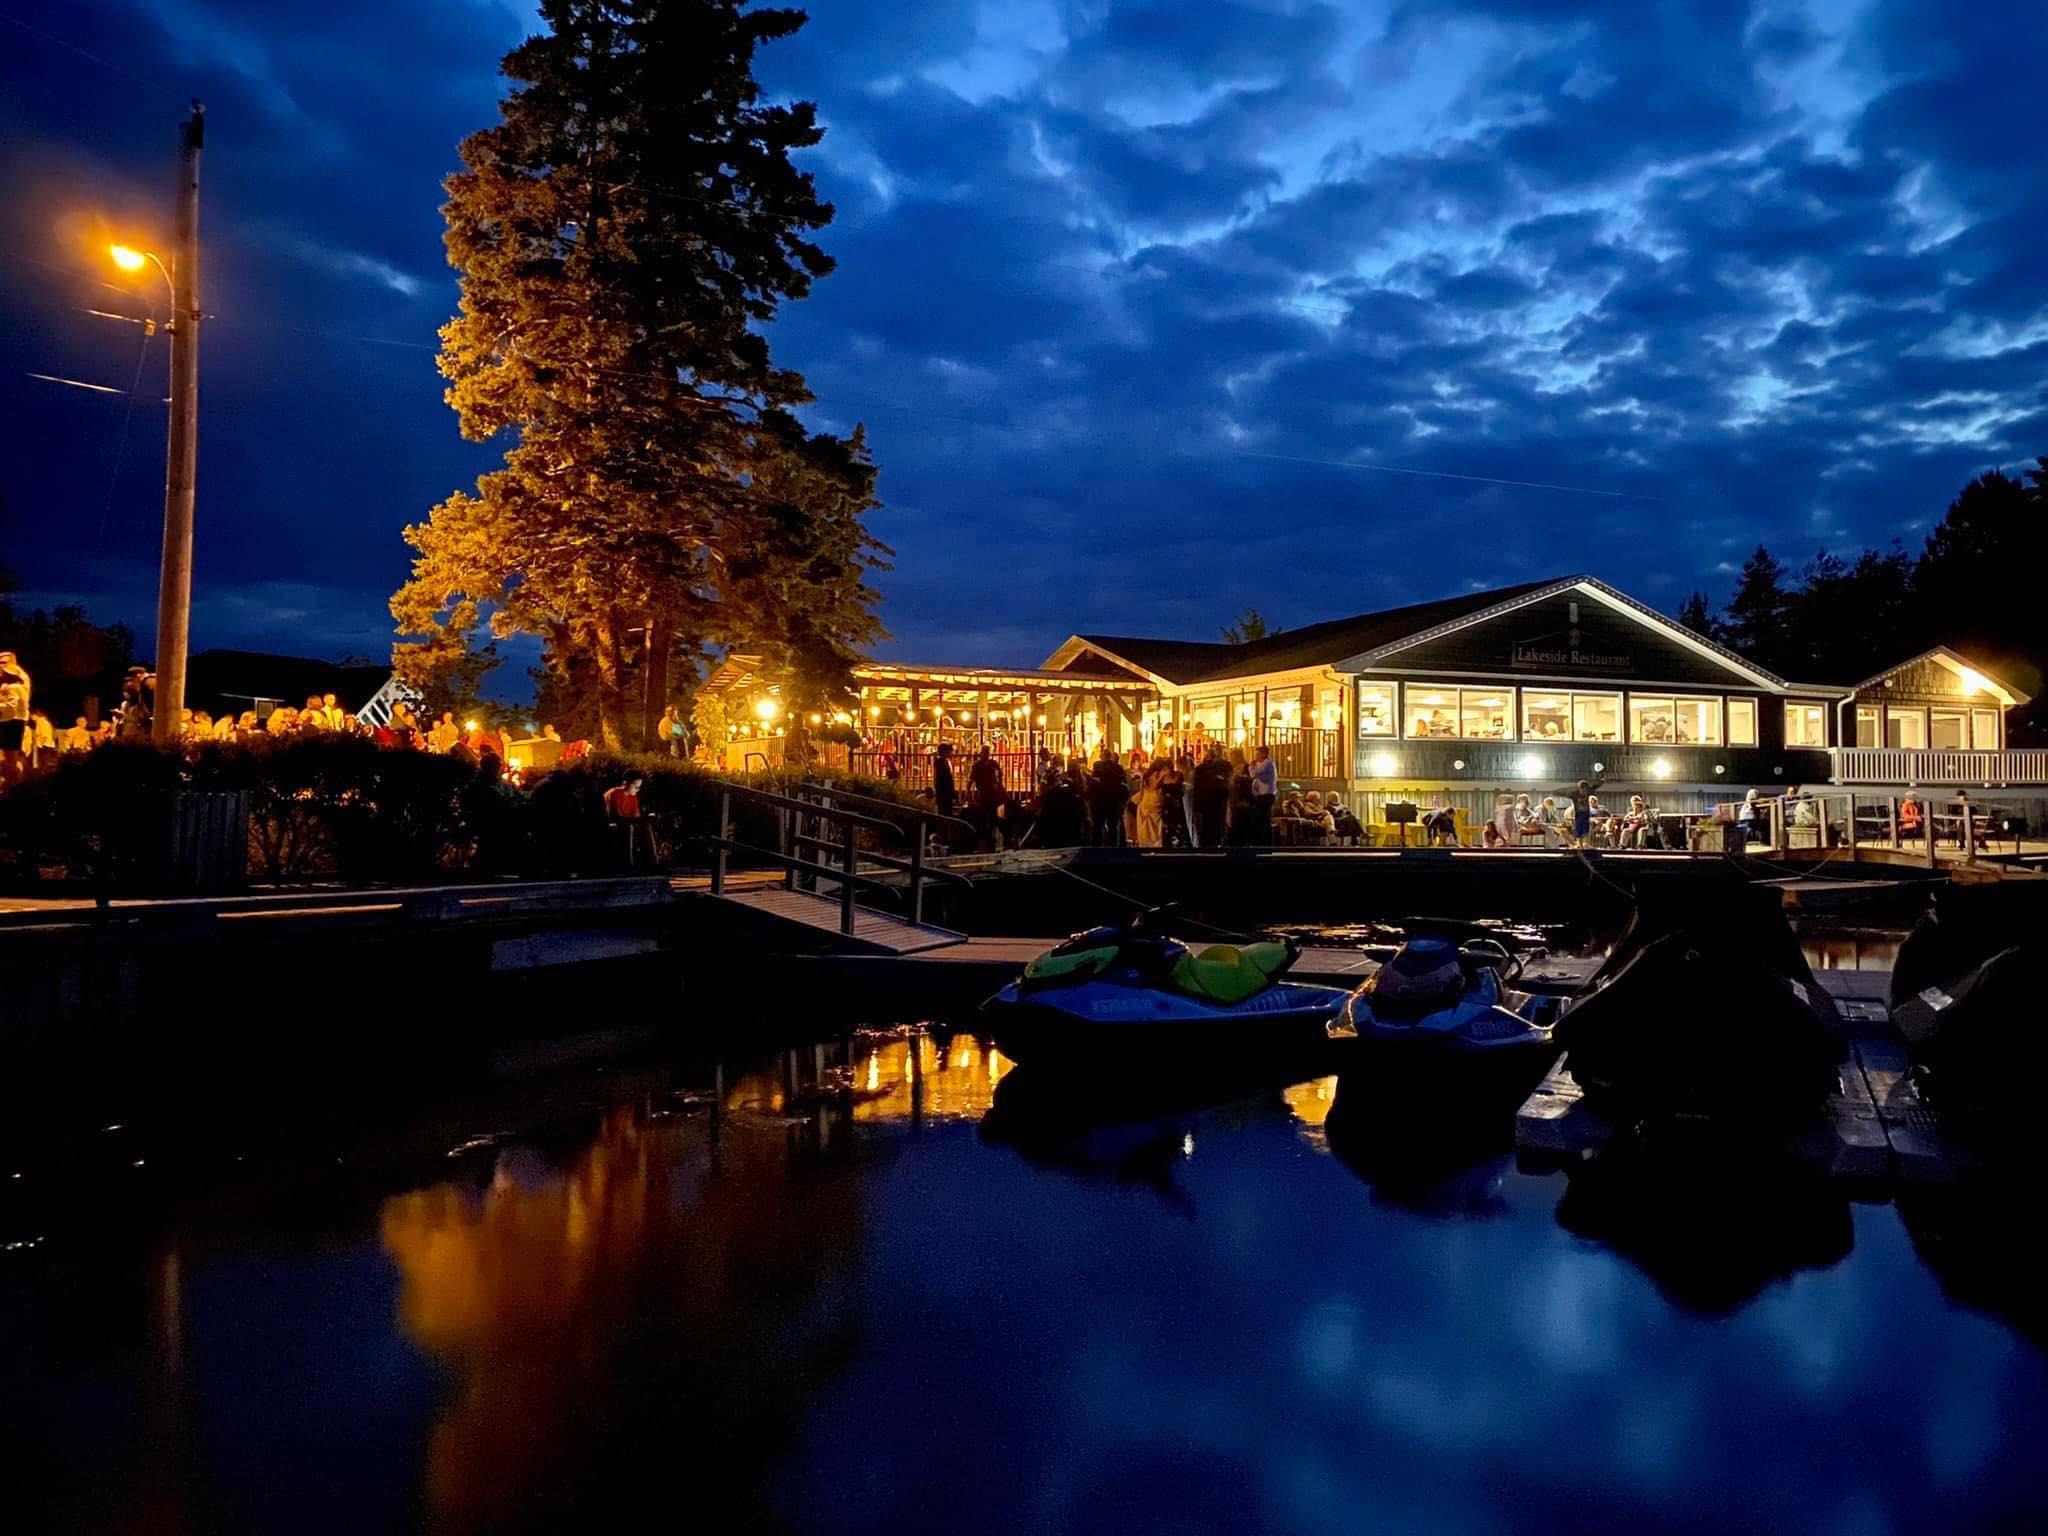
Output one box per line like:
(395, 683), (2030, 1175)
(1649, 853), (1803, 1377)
(4, 1026), (2045, 1534)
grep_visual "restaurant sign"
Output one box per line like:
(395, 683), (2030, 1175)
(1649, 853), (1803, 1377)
(1511, 636), (1632, 673)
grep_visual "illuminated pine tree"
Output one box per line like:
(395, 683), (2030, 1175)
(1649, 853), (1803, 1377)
(393, 0), (886, 749)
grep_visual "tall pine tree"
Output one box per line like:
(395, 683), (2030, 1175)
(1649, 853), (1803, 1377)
(392, 0), (888, 749)
(1721, 545), (1792, 674)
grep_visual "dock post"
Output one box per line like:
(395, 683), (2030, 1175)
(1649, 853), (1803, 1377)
(1927, 809), (1939, 869)
(712, 790), (729, 894)
(1847, 794), (1858, 862)
(910, 817), (927, 928)
(841, 822), (858, 935)
(1818, 795), (1831, 851)
(1888, 796), (1899, 850)
(1962, 802), (1975, 861)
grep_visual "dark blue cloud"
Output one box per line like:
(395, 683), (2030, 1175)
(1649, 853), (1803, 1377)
(2, 0), (2043, 673)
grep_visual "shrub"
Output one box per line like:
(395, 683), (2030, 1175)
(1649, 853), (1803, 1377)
(0, 738), (927, 890)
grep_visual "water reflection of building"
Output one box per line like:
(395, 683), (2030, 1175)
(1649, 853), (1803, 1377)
(379, 1101), (864, 1532)
(1283, 1076), (1338, 1147)
(846, 1032), (1015, 1125)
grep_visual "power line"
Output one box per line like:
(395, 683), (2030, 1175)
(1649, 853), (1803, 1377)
(1232, 449), (1666, 502)
(0, 5), (189, 110)
(24, 371), (126, 394)
(91, 322), (160, 564)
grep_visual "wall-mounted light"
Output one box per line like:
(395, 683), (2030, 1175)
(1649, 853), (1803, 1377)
(1713, 764), (1725, 775)
(1650, 758), (1672, 779)
(1518, 753), (1545, 778)
(1451, 758), (1466, 772)
(1369, 751), (1397, 776)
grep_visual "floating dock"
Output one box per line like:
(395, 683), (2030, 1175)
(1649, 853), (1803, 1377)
(1514, 969), (1962, 1186)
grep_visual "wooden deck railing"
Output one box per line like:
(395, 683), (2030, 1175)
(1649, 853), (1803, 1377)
(1832, 748), (2048, 786)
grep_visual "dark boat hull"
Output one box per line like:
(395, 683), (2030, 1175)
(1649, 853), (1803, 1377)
(983, 979), (1351, 1068)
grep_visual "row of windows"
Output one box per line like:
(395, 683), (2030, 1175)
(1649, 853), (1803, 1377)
(1854, 705), (2000, 751)
(1357, 681), (1822, 748)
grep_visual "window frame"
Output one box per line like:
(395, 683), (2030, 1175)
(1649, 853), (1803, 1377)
(1628, 693), (1718, 746)
(1783, 701), (1827, 748)
(1971, 708), (2001, 751)
(1727, 698), (1757, 747)
(1854, 705), (1881, 750)
(1354, 680), (1396, 738)
(1886, 707), (1927, 750)
(1402, 682), (1514, 741)
(1518, 689), (1620, 743)
(1928, 708), (1968, 751)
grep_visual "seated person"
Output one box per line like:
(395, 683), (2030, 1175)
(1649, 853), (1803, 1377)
(1481, 820), (1507, 848)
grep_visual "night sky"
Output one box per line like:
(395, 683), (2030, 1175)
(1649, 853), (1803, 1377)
(3, 0), (2044, 681)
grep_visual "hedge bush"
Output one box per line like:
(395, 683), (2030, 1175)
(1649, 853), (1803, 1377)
(0, 737), (926, 889)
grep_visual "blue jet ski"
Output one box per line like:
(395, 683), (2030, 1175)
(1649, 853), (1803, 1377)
(983, 918), (1353, 1066)
(1329, 936), (1556, 1086)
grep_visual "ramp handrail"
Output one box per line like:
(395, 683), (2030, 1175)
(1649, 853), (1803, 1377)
(703, 779), (971, 934)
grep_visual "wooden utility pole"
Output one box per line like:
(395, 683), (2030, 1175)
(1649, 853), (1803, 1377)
(152, 102), (204, 744)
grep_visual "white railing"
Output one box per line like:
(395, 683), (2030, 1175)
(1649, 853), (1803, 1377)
(1831, 748), (2048, 786)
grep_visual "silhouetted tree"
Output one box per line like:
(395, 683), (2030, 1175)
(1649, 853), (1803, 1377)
(1720, 546), (1793, 674)
(1676, 590), (1719, 641)
(1221, 608), (1276, 644)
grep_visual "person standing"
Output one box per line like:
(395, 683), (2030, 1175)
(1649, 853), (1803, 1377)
(1192, 744), (1231, 849)
(1556, 777), (1603, 847)
(1133, 760), (1166, 847)
(1087, 749), (1127, 846)
(0, 651), (31, 787)
(933, 741), (958, 822)
(1246, 743), (1278, 845)
(968, 746), (1005, 850)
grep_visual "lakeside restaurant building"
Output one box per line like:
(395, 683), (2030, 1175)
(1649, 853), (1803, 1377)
(710, 575), (2042, 809)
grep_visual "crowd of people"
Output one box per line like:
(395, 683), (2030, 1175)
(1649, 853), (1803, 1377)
(913, 739), (1374, 852)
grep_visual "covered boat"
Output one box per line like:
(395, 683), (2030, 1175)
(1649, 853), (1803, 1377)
(982, 921), (1352, 1066)
(1327, 936), (1556, 1089)
(1889, 883), (2048, 1120)
(1558, 885), (1845, 1123)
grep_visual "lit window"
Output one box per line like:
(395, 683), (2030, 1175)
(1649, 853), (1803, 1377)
(1728, 698), (1757, 746)
(1628, 696), (1674, 744)
(1930, 710), (1969, 750)
(1317, 685), (1344, 733)
(1572, 694), (1620, 742)
(1854, 706), (1880, 749)
(1886, 708), (1926, 749)
(1355, 682), (1395, 737)
(1461, 690), (1512, 740)
(1971, 709), (2000, 750)
(1784, 703), (1826, 747)
(1405, 685), (1510, 739)
(1672, 696), (1721, 746)
(1522, 692), (1570, 740)
(1406, 685), (1459, 739)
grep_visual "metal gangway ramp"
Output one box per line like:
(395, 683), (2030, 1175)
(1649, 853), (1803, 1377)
(700, 780), (975, 955)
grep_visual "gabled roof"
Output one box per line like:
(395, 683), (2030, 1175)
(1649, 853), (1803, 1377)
(1048, 579), (1564, 687)
(1340, 574), (1792, 691)
(1850, 646), (2029, 707)
(1044, 575), (1791, 691)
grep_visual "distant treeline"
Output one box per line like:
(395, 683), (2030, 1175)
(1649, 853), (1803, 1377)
(1678, 458), (2047, 740)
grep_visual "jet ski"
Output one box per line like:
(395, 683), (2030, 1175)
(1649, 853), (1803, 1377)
(982, 916), (1353, 1066)
(1558, 885), (1845, 1123)
(1889, 882), (2048, 1122)
(1327, 936), (1557, 1089)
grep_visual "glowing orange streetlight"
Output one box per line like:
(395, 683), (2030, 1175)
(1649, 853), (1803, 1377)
(109, 243), (148, 272)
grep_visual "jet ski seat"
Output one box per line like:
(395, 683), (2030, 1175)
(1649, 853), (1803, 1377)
(1170, 941), (1297, 1005)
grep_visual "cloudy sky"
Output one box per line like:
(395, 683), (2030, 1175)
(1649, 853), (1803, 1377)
(3, 0), (2043, 674)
